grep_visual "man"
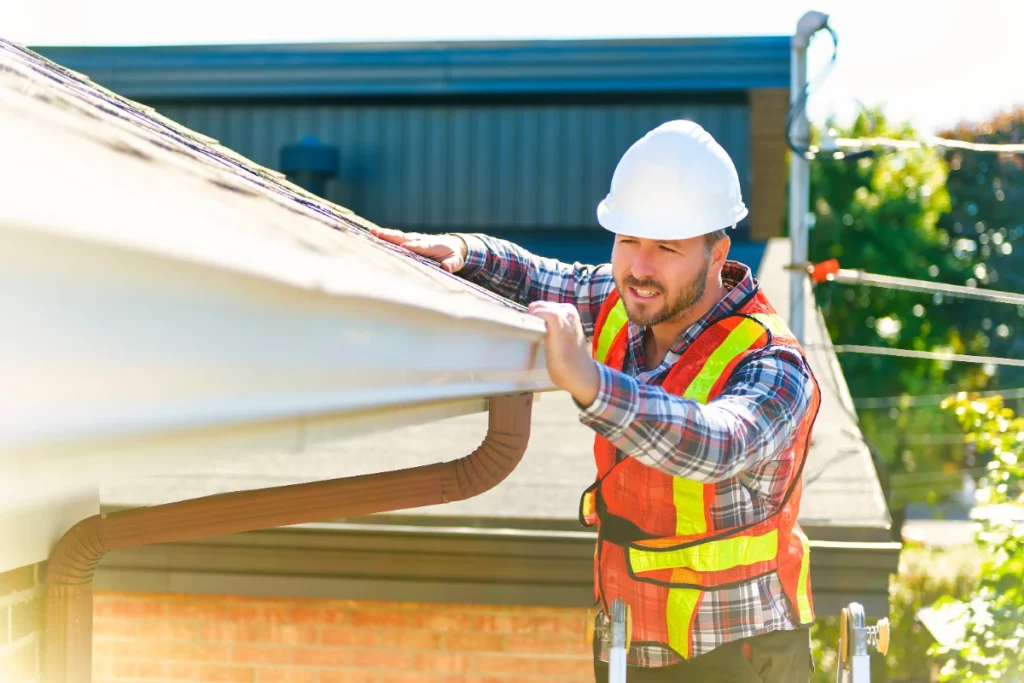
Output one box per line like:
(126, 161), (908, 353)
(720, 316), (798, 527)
(372, 120), (820, 682)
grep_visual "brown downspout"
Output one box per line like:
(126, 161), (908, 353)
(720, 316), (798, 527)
(44, 393), (533, 683)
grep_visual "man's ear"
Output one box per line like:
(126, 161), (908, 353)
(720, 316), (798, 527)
(711, 235), (731, 270)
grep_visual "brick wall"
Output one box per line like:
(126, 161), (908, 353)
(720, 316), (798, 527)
(1, 562), (45, 682)
(749, 87), (792, 242)
(94, 592), (593, 683)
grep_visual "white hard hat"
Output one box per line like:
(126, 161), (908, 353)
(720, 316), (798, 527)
(596, 120), (748, 240)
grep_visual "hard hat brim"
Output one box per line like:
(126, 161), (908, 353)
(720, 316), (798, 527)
(596, 199), (748, 241)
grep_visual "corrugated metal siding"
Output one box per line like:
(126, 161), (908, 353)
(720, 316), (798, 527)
(159, 102), (750, 232)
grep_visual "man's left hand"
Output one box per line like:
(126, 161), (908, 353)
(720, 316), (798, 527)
(528, 301), (600, 407)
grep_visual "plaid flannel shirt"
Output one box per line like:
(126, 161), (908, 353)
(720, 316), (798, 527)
(457, 234), (815, 667)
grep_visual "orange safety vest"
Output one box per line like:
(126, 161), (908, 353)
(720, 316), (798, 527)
(579, 287), (820, 659)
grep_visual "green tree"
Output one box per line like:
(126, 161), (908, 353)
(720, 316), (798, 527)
(932, 394), (1024, 681)
(808, 110), (990, 481)
(936, 109), (1024, 393)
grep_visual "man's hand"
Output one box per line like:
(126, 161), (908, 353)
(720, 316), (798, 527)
(369, 227), (467, 273)
(528, 301), (600, 407)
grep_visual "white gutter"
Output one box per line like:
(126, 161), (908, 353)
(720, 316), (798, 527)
(0, 44), (553, 528)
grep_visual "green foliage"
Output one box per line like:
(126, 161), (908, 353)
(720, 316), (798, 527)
(936, 109), (1024, 390)
(810, 110), (975, 397)
(810, 546), (981, 683)
(808, 109), (994, 483)
(932, 395), (1024, 681)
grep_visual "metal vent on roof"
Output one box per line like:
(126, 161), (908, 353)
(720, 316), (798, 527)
(280, 136), (339, 197)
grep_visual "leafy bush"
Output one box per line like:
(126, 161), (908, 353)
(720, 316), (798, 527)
(931, 395), (1024, 681)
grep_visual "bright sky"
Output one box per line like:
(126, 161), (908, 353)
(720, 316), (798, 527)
(3, 0), (1022, 134)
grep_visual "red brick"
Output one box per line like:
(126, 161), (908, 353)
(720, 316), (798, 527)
(93, 657), (115, 678)
(505, 635), (580, 655)
(93, 639), (141, 660)
(537, 658), (594, 676)
(137, 620), (197, 641)
(349, 609), (409, 629)
(321, 628), (379, 648)
(167, 601), (227, 620)
(291, 648), (351, 667)
(408, 613), (491, 631)
(94, 619), (137, 638)
(226, 603), (290, 623)
(442, 633), (504, 652)
(378, 629), (442, 649)
(475, 654), (536, 675)
(495, 615), (582, 636)
(0, 565), (34, 596)
(167, 662), (200, 679)
(289, 606), (348, 626)
(319, 672), (377, 683)
(230, 645), (291, 665)
(101, 599), (167, 620)
(137, 660), (169, 679)
(169, 643), (230, 662)
(198, 664), (255, 682)
(114, 660), (139, 677)
(413, 652), (473, 673)
(258, 668), (319, 683)
(352, 650), (414, 669)
(199, 623), (243, 642)
(379, 674), (446, 683)
(264, 624), (319, 645)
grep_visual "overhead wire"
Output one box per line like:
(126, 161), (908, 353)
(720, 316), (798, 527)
(823, 268), (1024, 308)
(828, 345), (1024, 368)
(854, 387), (1024, 409)
(832, 135), (1024, 156)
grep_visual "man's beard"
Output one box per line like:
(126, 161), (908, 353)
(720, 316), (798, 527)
(615, 256), (709, 327)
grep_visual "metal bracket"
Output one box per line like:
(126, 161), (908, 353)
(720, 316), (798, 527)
(837, 602), (890, 683)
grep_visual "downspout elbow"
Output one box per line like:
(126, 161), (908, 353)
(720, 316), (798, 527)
(45, 392), (534, 683)
(446, 393), (534, 502)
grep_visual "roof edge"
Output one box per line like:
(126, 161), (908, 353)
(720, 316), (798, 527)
(33, 36), (791, 100)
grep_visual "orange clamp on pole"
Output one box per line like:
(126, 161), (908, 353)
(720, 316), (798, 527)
(808, 258), (840, 284)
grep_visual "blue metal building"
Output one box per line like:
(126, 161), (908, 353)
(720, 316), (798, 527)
(39, 38), (791, 267)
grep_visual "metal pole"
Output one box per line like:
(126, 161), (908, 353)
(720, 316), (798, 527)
(609, 599), (628, 683)
(789, 22), (811, 344)
(789, 11), (829, 344)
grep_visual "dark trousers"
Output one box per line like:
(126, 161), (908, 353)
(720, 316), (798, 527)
(593, 628), (812, 683)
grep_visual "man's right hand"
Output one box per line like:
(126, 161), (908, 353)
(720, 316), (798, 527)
(368, 227), (468, 273)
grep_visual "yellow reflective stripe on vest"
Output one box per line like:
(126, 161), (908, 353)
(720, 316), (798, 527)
(667, 588), (700, 658)
(668, 317), (770, 536)
(750, 312), (792, 340)
(672, 478), (706, 536)
(682, 317), (768, 404)
(795, 529), (813, 623)
(595, 300), (629, 364)
(629, 529), (778, 574)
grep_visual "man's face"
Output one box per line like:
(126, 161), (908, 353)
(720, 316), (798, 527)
(611, 234), (713, 327)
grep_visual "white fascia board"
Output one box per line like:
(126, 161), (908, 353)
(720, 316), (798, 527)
(0, 56), (553, 515)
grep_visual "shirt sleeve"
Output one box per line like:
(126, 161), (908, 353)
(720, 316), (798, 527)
(455, 233), (615, 339)
(577, 346), (816, 483)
